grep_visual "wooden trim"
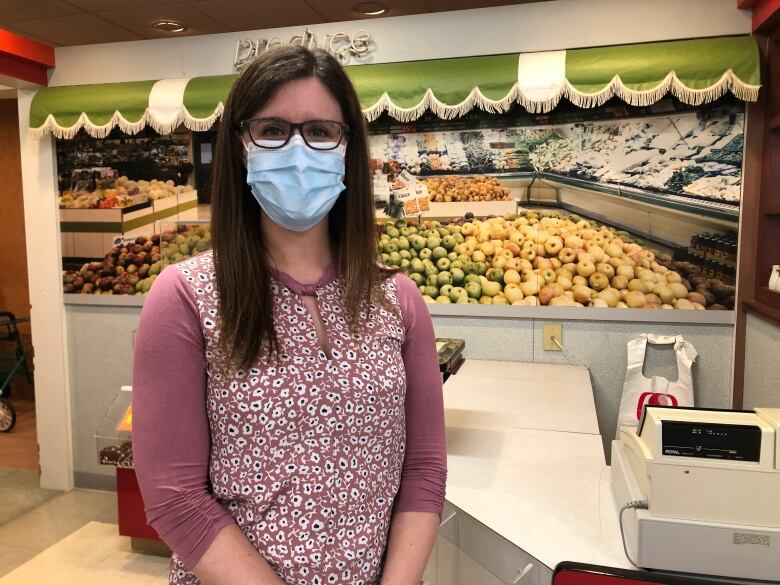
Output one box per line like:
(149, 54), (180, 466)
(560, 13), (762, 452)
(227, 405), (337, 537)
(733, 86), (768, 409)
(761, 203), (780, 214)
(752, 0), (780, 32)
(756, 284), (780, 308)
(743, 296), (780, 323)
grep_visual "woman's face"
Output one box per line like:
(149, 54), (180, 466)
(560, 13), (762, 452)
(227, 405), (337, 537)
(242, 76), (345, 150)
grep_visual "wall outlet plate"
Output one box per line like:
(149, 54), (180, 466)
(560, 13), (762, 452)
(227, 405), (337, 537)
(542, 323), (562, 351)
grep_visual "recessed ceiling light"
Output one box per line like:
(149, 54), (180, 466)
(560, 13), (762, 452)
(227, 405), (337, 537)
(152, 19), (186, 33)
(353, 2), (387, 16)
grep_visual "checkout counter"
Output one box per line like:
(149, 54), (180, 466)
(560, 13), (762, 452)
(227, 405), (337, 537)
(429, 359), (628, 585)
(433, 360), (780, 585)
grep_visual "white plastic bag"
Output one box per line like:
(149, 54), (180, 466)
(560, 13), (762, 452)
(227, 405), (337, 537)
(616, 334), (698, 434)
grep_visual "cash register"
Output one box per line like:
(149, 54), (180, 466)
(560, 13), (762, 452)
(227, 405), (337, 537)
(611, 405), (780, 581)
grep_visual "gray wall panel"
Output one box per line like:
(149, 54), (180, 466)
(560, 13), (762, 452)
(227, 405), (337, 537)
(67, 305), (139, 485)
(432, 315), (733, 459)
(743, 313), (780, 409)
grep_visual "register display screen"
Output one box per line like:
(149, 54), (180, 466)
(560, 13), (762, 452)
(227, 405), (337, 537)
(661, 421), (761, 461)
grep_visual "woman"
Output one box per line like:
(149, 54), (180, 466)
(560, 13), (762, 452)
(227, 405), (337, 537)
(132, 45), (447, 585)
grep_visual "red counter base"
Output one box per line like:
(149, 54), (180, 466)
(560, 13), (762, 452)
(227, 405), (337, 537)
(116, 466), (170, 557)
(116, 466), (158, 540)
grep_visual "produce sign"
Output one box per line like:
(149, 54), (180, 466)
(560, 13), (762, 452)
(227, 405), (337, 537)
(58, 176), (190, 209)
(378, 212), (734, 310)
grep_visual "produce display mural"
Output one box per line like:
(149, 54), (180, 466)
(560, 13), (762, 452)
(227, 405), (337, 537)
(368, 103), (744, 205)
(59, 100), (740, 310)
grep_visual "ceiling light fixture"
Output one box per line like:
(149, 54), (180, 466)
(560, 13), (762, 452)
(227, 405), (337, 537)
(353, 2), (388, 16)
(152, 19), (186, 33)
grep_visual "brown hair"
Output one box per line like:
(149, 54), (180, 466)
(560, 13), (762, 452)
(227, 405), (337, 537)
(211, 45), (391, 369)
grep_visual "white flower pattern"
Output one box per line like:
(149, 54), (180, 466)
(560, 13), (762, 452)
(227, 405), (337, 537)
(168, 252), (407, 585)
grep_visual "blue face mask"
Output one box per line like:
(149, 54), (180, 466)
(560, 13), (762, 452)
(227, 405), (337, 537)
(245, 135), (347, 232)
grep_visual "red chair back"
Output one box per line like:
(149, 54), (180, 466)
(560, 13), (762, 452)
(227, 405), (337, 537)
(553, 562), (778, 585)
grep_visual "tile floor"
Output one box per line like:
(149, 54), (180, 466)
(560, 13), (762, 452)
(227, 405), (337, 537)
(0, 468), (59, 525)
(0, 488), (124, 578)
(0, 522), (169, 585)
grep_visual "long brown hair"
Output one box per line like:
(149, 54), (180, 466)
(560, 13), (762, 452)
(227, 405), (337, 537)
(211, 46), (390, 370)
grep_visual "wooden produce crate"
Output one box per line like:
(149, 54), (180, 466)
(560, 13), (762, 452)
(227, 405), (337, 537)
(151, 195), (179, 234)
(60, 202), (154, 258)
(177, 190), (199, 222)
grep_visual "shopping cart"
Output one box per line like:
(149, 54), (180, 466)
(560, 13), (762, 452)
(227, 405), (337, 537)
(0, 312), (33, 432)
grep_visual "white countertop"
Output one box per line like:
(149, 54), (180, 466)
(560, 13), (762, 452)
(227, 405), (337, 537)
(444, 361), (599, 435)
(443, 359), (633, 571)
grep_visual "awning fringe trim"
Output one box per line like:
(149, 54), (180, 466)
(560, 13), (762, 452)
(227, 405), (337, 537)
(359, 68), (759, 123)
(29, 71), (759, 138)
(29, 103), (226, 139)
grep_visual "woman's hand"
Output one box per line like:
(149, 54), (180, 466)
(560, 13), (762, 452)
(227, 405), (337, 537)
(193, 524), (287, 585)
(380, 511), (440, 585)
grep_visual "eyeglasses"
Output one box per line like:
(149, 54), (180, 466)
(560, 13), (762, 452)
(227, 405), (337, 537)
(239, 118), (350, 151)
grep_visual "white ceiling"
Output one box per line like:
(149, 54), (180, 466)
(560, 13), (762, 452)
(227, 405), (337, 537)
(0, 0), (550, 47)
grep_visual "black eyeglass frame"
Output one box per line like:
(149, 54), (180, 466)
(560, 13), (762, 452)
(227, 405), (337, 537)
(239, 117), (351, 151)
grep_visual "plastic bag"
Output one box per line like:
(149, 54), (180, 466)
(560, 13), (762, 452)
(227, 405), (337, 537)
(616, 334), (698, 434)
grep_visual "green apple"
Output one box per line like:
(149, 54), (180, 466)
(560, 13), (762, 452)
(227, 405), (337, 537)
(436, 257), (451, 271)
(465, 281), (482, 299)
(432, 246), (448, 260)
(436, 271), (453, 287)
(451, 267), (465, 285)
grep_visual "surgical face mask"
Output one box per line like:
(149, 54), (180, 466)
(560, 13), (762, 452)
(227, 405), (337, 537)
(245, 135), (346, 232)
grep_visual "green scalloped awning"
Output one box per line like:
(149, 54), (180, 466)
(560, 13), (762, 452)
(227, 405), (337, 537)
(30, 35), (760, 139)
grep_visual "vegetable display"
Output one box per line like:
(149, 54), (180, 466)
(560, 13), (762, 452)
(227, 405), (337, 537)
(62, 224), (210, 295)
(423, 176), (512, 203)
(378, 212), (734, 310)
(62, 212), (735, 311)
(58, 176), (191, 209)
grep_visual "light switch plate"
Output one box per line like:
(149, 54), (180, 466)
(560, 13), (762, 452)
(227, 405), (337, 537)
(542, 323), (562, 351)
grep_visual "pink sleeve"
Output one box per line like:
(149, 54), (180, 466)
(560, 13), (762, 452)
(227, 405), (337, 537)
(392, 273), (447, 516)
(132, 266), (235, 570)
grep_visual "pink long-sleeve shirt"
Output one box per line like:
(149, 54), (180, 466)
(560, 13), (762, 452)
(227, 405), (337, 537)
(132, 252), (446, 585)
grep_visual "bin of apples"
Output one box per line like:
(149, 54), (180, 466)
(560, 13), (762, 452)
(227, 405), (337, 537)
(377, 212), (732, 309)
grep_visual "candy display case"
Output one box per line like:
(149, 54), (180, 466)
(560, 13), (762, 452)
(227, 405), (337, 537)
(96, 386), (134, 468)
(96, 386), (166, 549)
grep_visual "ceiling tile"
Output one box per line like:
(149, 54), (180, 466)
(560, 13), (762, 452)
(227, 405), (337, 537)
(65, 0), (183, 11)
(11, 13), (144, 45)
(0, 0), (82, 24)
(192, 0), (324, 31)
(98, 3), (227, 38)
